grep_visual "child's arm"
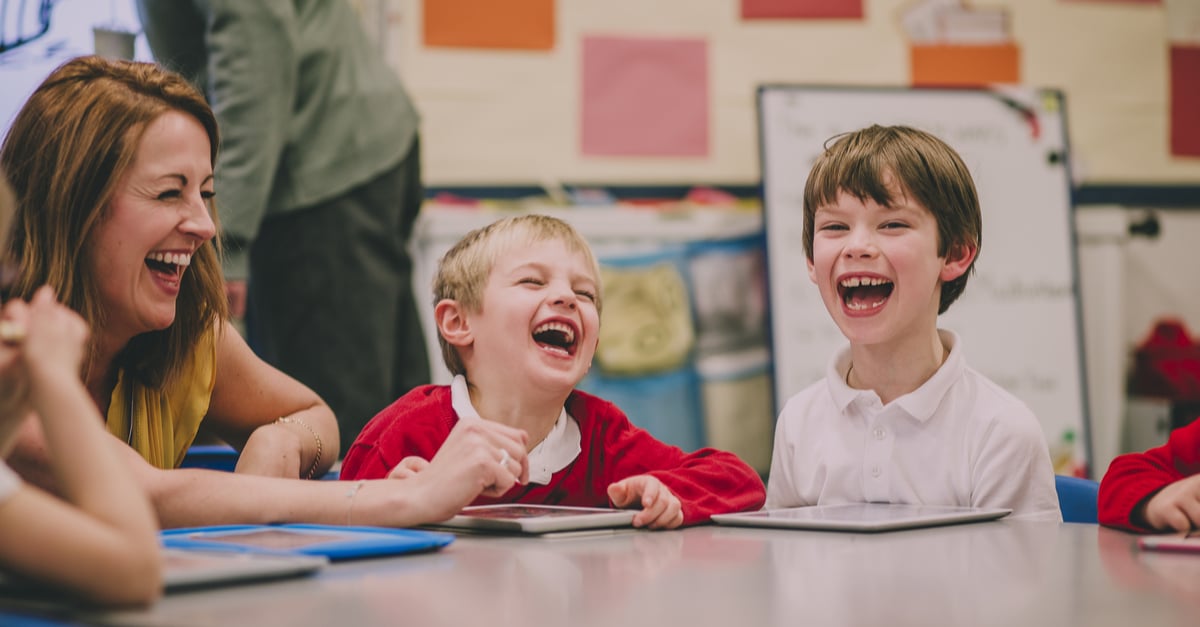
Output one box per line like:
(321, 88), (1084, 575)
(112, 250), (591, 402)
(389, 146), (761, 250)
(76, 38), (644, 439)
(340, 399), (530, 495)
(1100, 418), (1200, 532)
(0, 288), (161, 606)
(589, 397), (765, 526)
(764, 404), (801, 509)
(1139, 475), (1200, 532)
(968, 410), (1060, 521)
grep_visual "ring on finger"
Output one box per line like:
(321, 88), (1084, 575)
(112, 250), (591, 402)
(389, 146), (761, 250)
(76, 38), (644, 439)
(498, 449), (510, 467)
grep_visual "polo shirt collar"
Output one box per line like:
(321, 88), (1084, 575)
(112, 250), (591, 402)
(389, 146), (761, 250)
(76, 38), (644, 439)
(826, 329), (964, 423)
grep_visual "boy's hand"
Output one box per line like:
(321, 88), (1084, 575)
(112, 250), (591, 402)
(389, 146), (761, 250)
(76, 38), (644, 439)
(388, 456), (430, 480)
(1143, 475), (1200, 533)
(608, 475), (684, 530)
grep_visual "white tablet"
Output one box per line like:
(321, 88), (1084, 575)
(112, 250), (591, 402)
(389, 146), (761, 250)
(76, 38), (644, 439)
(0, 549), (327, 598)
(1137, 534), (1200, 554)
(710, 503), (1012, 532)
(429, 504), (638, 534)
(162, 548), (327, 591)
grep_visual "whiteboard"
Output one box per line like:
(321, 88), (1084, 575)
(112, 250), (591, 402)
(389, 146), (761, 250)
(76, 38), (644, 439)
(758, 85), (1091, 471)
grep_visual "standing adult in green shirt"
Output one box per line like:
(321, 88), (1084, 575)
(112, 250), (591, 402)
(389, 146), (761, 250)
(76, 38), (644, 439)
(136, 0), (429, 454)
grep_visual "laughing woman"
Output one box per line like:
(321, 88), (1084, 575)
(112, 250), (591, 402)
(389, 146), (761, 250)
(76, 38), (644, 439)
(0, 56), (529, 528)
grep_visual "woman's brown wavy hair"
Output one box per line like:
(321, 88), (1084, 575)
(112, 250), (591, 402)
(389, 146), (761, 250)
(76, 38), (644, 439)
(0, 55), (228, 387)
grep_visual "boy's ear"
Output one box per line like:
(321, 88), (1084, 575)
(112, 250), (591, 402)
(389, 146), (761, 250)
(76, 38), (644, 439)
(940, 243), (979, 282)
(434, 299), (473, 348)
(807, 257), (817, 284)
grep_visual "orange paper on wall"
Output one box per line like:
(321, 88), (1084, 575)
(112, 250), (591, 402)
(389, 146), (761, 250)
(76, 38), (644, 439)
(424, 0), (554, 50)
(910, 44), (1019, 87)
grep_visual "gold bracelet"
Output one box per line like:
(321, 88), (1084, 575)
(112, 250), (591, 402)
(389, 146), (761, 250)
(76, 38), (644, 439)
(345, 480), (367, 526)
(276, 416), (322, 480)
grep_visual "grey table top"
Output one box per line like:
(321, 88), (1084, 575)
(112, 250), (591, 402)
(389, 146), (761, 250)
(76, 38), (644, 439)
(40, 521), (1200, 626)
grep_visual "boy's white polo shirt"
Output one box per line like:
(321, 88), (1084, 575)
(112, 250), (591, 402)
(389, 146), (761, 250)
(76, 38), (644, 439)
(765, 330), (1061, 521)
(451, 375), (581, 485)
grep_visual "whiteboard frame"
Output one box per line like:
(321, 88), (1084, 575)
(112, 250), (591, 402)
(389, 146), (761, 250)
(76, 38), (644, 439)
(756, 84), (1094, 476)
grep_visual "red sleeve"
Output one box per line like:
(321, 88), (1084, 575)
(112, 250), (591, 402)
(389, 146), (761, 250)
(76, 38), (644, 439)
(575, 392), (766, 526)
(1098, 417), (1200, 531)
(340, 386), (456, 481)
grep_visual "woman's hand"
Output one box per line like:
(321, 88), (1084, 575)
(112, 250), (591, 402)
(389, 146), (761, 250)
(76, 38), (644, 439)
(401, 420), (529, 522)
(0, 287), (90, 447)
(21, 287), (89, 384)
(0, 301), (29, 416)
(0, 297), (31, 449)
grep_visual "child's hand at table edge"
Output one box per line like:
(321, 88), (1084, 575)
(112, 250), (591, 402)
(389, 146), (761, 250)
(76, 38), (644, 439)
(608, 475), (684, 530)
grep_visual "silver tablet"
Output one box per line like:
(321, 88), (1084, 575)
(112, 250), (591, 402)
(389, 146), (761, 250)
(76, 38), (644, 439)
(711, 503), (1012, 532)
(162, 549), (327, 591)
(430, 504), (638, 534)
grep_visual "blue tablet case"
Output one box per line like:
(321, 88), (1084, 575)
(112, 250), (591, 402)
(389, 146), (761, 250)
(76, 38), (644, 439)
(161, 524), (454, 561)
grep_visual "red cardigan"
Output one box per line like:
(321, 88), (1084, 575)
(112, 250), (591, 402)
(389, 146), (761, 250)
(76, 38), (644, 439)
(341, 385), (766, 525)
(1099, 417), (1200, 531)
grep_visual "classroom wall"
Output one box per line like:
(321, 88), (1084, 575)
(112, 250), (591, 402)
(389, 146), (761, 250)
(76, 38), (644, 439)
(381, 0), (1200, 185)
(1076, 208), (1200, 475)
(4, 0), (1193, 472)
(375, 0), (1199, 472)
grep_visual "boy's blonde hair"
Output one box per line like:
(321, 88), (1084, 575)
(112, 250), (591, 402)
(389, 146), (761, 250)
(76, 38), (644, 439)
(433, 214), (602, 376)
(802, 124), (982, 315)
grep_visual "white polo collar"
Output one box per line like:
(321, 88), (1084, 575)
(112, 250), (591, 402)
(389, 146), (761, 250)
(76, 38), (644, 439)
(827, 329), (964, 423)
(450, 375), (580, 484)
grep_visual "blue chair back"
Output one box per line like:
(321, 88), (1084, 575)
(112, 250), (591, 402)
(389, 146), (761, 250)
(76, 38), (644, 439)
(1055, 475), (1099, 523)
(180, 444), (341, 479)
(179, 444), (240, 472)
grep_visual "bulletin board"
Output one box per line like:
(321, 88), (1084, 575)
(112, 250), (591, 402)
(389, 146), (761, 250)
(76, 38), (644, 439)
(758, 85), (1092, 473)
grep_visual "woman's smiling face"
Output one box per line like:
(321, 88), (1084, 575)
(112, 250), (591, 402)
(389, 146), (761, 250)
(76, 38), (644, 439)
(88, 110), (216, 343)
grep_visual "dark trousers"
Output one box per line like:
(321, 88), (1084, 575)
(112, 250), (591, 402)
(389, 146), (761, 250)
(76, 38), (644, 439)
(247, 140), (429, 456)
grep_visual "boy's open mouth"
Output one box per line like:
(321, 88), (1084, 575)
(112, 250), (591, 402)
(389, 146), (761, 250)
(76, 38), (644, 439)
(533, 321), (577, 356)
(838, 276), (894, 311)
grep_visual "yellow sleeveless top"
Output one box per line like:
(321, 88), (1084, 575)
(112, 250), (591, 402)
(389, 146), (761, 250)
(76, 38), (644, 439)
(105, 328), (218, 469)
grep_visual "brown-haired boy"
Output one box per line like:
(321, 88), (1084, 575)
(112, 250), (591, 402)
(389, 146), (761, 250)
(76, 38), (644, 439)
(765, 125), (1060, 520)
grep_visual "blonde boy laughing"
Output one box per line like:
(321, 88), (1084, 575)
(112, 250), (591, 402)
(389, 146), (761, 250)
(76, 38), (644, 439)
(343, 215), (764, 528)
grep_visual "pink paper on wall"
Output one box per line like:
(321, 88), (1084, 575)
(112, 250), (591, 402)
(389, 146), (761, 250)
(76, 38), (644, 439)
(1170, 45), (1200, 157)
(581, 36), (709, 157)
(742, 0), (863, 19)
